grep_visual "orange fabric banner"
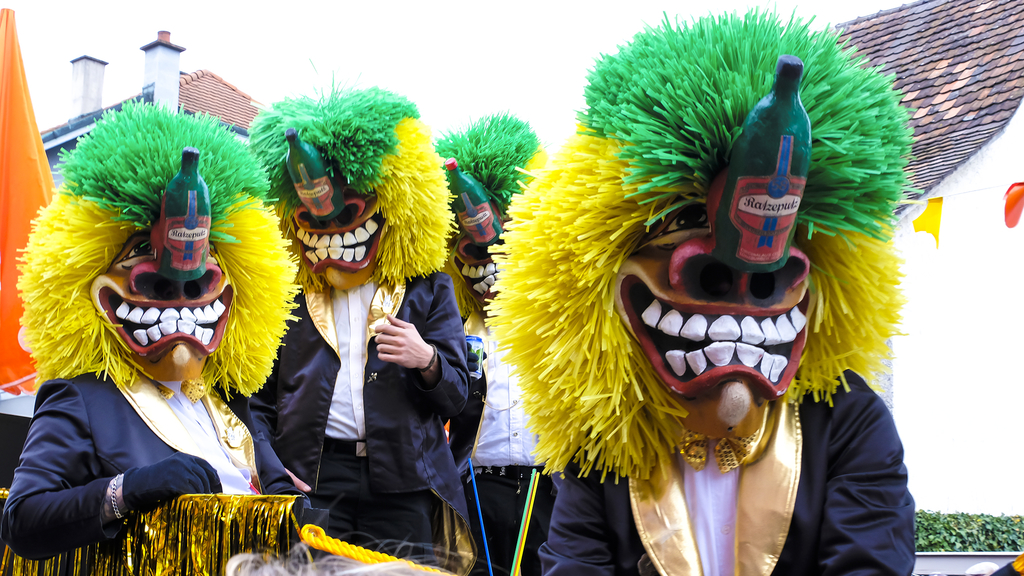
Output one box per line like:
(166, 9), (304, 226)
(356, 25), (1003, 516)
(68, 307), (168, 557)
(0, 9), (54, 394)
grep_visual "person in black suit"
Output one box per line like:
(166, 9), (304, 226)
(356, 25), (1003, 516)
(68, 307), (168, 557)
(487, 12), (916, 576)
(1, 102), (304, 560)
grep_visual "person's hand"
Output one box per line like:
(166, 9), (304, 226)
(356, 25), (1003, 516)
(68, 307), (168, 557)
(286, 468), (311, 493)
(122, 452), (222, 511)
(374, 314), (435, 370)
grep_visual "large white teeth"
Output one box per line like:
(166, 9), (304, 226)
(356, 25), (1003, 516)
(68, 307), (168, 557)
(704, 342), (735, 366)
(139, 307), (160, 325)
(790, 307), (806, 333)
(735, 343), (765, 367)
(760, 354), (775, 379)
(198, 327), (213, 346)
(315, 235), (330, 249)
(708, 316), (741, 341)
(147, 325), (163, 342)
(212, 299), (226, 316)
(485, 263), (496, 276)
(641, 301), (662, 328)
(685, 350), (707, 376)
(343, 232), (357, 246)
(354, 246), (366, 261)
(193, 307), (208, 324)
(203, 305), (216, 321)
(306, 233), (318, 247)
(329, 234), (343, 248)
(177, 320), (195, 335)
(133, 329), (149, 346)
(680, 314), (708, 341)
(484, 274), (496, 286)
(665, 350), (688, 377)
(657, 310), (683, 336)
(342, 248), (355, 262)
(159, 308), (180, 323)
(740, 316), (765, 345)
(769, 354), (788, 381)
(315, 247), (328, 261)
(328, 247), (343, 260)
(180, 308), (197, 324)
(125, 307), (144, 324)
(116, 302), (131, 319)
(473, 282), (488, 294)
(159, 320), (177, 336)
(365, 219), (379, 235)
(462, 264), (471, 276)
(761, 318), (782, 346)
(355, 227), (370, 243)
(306, 250), (319, 264)
(775, 315), (797, 343)
(298, 229), (309, 243)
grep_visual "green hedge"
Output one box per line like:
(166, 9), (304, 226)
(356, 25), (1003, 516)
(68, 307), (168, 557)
(917, 510), (1024, 552)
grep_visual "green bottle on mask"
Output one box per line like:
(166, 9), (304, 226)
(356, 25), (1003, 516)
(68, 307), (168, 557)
(285, 128), (342, 221)
(711, 54), (812, 273)
(445, 158), (502, 246)
(153, 147), (211, 282)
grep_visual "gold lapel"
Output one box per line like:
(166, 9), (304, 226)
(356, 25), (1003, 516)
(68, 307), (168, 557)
(628, 400), (801, 576)
(305, 288), (338, 357)
(201, 393), (261, 492)
(735, 400), (801, 576)
(366, 282), (406, 344)
(629, 463), (704, 576)
(119, 376), (203, 458)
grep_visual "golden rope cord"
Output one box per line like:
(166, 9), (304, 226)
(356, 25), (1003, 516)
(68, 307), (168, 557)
(299, 524), (447, 574)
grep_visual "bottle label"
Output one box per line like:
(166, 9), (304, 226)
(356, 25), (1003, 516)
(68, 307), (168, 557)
(727, 135), (805, 264)
(458, 201), (500, 244)
(293, 164), (336, 218)
(163, 190), (211, 272)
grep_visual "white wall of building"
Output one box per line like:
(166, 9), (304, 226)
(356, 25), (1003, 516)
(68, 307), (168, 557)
(893, 104), (1024, 515)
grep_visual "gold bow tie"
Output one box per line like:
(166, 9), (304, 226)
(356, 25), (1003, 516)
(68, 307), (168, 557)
(157, 378), (206, 404)
(680, 430), (757, 473)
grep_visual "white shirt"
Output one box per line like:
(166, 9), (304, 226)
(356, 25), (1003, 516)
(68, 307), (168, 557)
(160, 380), (255, 495)
(472, 331), (538, 468)
(682, 441), (740, 576)
(325, 282), (376, 440)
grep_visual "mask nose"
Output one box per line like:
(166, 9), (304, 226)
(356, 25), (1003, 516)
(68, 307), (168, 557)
(128, 260), (222, 301)
(668, 236), (809, 305)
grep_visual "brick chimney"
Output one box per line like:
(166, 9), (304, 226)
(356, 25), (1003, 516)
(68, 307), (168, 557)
(70, 55), (107, 118)
(140, 31), (185, 110)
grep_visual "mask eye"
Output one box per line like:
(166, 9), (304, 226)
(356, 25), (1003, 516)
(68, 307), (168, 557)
(120, 239), (153, 263)
(663, 203), (709, 233)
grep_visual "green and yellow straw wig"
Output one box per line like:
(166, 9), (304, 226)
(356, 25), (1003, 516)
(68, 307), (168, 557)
(490, 11), (912, 479)
(434, 113), (546, 317)
(18, 101), (297, 396)
(249, 87), (454, 291)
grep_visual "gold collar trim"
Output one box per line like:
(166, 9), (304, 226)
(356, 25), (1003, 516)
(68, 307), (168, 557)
(305, 289), (338, 357)
(629, 400), (801, 576)
(366, 282), (406, 343)
(119, 376), (203, 459)
(201, 393), (261, 492)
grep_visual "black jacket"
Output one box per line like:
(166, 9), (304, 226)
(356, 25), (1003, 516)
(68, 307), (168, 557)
(249, 273), (471, 519)
(0, 375), (301, 560)
(540, 373), (916, 576)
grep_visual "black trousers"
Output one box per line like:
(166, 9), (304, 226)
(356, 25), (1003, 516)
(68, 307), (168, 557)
(465, 467), (555, 576)
(310, 448), (435, 560)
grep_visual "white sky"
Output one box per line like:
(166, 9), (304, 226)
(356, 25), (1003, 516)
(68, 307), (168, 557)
(19, 0), (1016, 516)
(9, 0), (902, 146)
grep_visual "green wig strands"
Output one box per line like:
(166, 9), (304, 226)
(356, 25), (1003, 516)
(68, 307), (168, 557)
(249, 86), (419, 207)
(60, 101), (270, 242)
(580, 11), (913, 237)
(435, 113), (542, 214)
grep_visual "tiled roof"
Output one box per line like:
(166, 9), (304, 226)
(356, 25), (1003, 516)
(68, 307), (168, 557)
(839, 0), (1024, 196)
(178, 70), (259, 132)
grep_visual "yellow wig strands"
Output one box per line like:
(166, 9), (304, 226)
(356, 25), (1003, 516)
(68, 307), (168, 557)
(0, 495), (298, 576)
(490, 133), (689, 480)
(18, 194), (297, 394)
(286, 117), (454, 292)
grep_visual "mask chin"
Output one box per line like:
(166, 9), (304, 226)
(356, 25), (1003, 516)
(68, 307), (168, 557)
(325, 263), (376, 291)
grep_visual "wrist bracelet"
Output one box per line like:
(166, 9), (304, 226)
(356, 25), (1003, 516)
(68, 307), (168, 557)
(111, 473), (124, 519)
(418, 345), (438, 372)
